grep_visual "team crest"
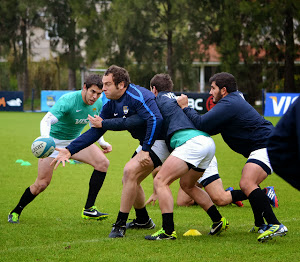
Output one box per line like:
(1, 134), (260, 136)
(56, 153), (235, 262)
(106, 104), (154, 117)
(123, 106), (129, 114)
(93, 107), (97, 112)
(46, 95), (55, 107)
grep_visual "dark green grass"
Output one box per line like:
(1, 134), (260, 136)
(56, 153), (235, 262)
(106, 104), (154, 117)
(0, 113), (299, 261)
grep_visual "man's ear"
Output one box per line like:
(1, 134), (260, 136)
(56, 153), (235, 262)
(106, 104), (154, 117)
(117, 81), (125, 89)
(221, 86), (228, 96)
(151, 86), (158, 96)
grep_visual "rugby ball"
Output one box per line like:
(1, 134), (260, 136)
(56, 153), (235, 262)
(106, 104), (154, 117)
(31, 137), (56, 158)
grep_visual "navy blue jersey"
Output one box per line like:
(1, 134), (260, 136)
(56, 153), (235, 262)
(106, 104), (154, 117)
(156, 91), (197, 138)
(183, 91), (274, 158)
(267, 96), (300, 190)
(67, 83), (163, 155)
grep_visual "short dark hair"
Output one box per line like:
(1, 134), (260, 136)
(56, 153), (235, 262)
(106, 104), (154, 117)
(209, 72), (237, 93)
(84, 74), (103, 89)
(150, 74), (173, 92)
(104, 65), (131, 88)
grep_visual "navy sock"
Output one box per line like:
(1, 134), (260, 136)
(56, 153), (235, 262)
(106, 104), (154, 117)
(230, 189), (248, 202)
(248, 188), (280, 226)
(116, 211), (129, 226)
(85, 170), (106, 209)
(11, 187), (36, 215)
(135, 207), (150, 223)
(207, 205), (222, 223)
(162, 213), (174, 235)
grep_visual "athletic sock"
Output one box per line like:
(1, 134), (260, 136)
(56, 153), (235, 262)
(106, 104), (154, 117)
(230, 189), (248, 202)
(206, 205), (222, 223)
(248, 188), (280, 226)
(11, 187), (36, 215)
(115, 211), (129, 226)
(162, 213), (174, 235)
(85, 170), (106, 209)
(134, 207), (150, 224)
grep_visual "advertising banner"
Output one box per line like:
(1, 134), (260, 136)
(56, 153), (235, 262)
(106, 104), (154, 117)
(41, 90), (108, 112)
(264, 93), (299, 117)
(0, 91), (24, 111)
(41, 90), (73, 112)
(174, 92), (215, 114)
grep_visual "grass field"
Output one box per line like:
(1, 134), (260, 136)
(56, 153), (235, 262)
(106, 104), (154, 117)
(0, 112), (299, 262)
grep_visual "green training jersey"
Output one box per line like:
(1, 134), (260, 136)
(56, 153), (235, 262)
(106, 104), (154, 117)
(170, 129), (210, 149)
(49, 90), (103, 140)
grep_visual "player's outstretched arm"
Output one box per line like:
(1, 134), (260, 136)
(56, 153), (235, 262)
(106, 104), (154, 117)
(50, 148), (71, 169)
(102, 114), (145, 131)
(67, 127), (106, 155)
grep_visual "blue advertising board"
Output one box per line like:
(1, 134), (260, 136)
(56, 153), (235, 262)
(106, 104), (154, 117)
(264, 93), (300, 116)
(0, 91), (24, 111)
(41, 90), (108, 112)
(41, 90), (73, 112)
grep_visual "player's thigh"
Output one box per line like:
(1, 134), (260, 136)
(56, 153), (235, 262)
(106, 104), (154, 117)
(124, 154), (154, 184)
(72, 144), (108, 166)
(156, 155), (189, 186)
(37, 157), (55, 183)
(180, 169), (204, 189)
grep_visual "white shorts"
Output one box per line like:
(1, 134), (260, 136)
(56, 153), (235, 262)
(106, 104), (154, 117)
(135, 140), (170, 164)
(247, 148), (273, 174)
(198, 156), (219, 184)
(48, 138), (76, 158)
(171, 135), (215, 170)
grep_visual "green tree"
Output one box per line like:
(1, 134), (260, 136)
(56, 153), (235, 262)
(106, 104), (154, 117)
(95, 0), (201, 90)
(0, 0), (43, 98)
(45, 0), (95, 90)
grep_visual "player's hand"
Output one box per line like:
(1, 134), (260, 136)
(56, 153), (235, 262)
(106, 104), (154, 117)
(145, 193), (158, 206)
(101, 144), (112, 154)
(177, 94), (189, 109)
(50, 148), (71, 169)
(137, 150), (151, 167)
(88, 114), (103, 128)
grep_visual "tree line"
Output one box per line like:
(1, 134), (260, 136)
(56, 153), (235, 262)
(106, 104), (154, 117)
(0, 0), (299, 103)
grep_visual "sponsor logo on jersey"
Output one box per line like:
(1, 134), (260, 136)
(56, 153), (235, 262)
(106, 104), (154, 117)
(75, 119), (89, 124)
(123, 106), (129, 114)
(163, 92), (177, 99)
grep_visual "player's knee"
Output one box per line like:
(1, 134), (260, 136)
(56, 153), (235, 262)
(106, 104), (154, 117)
(179, 180), (192, 193)
(239, 180), (248, 192)
(153, 174), (165, 189)
(32, 180), (50, 194)
(212, 197), (227, 206)
(123, 165), (137, 183)
(94, 157), (109, 171)
(176, 198), (185, 206)
(177, 198), (194, 207)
